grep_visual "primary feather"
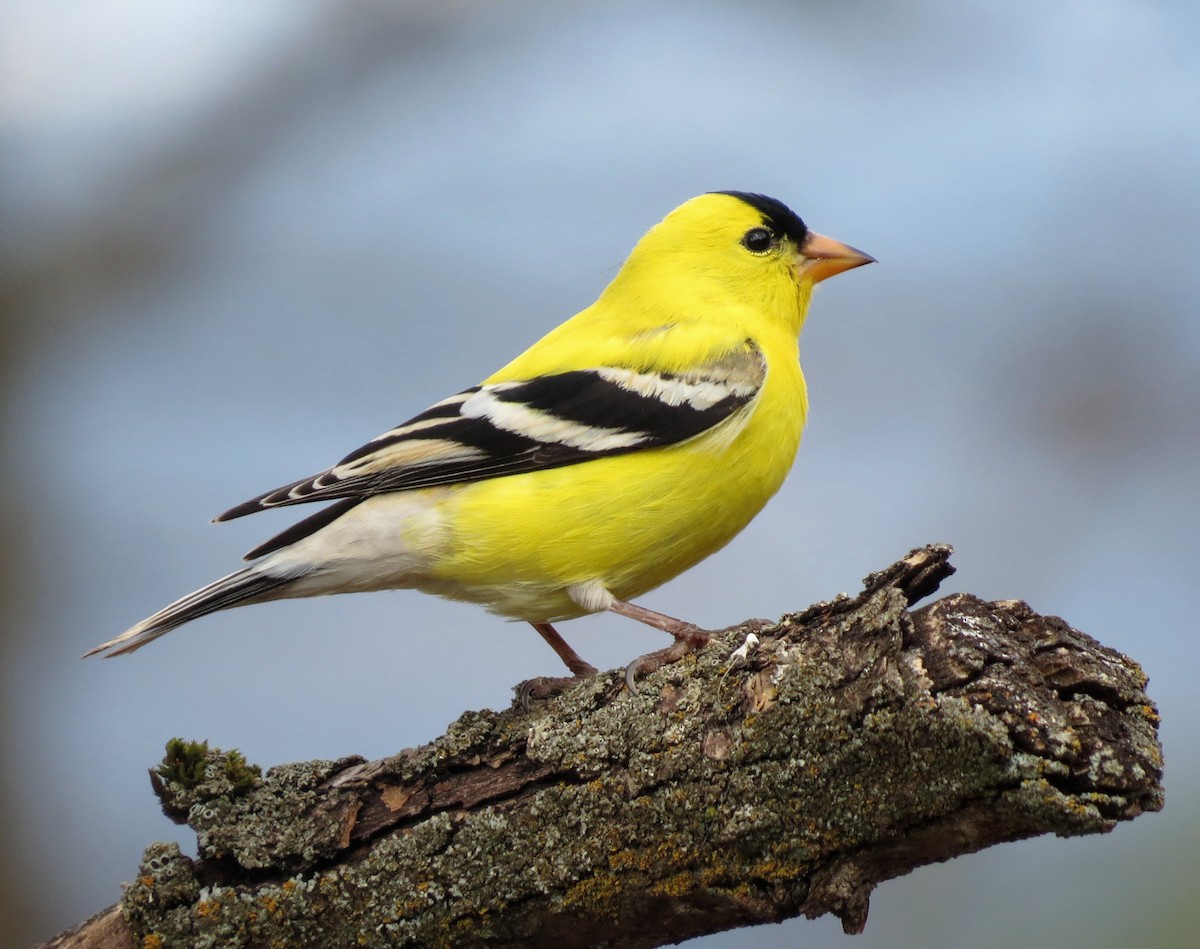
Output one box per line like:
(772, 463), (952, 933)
(86, 192), (872, 661)
(217, 346), (767, 529)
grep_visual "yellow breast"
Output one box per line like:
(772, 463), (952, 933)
(424, 332), (807, 621)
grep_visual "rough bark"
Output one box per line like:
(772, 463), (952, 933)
(43, 544), (1163, 948)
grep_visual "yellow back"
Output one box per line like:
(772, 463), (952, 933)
(487, 192), (815, 383)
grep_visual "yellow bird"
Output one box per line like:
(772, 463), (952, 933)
(86, 192), (872, 688)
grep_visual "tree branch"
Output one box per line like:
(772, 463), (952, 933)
(44, 545), (1163, 948)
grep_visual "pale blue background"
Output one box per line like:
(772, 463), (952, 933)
(2, 1), (1197, 945)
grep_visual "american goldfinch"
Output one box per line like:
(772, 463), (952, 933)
(86, 192), (872, 686)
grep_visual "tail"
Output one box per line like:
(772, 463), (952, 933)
(84, 566), (296, 658)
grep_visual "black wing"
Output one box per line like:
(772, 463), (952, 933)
(219, 345), (767, 558)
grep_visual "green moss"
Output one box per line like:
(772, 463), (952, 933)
(153, 739), (261, 809)
(223, 748), (262, 794)
(155, 739), (213, 790)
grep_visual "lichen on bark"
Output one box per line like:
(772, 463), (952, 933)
(52, 545), (1162, 949)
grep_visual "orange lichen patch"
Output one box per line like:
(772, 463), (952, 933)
(1064, 796), (1095, 818)
(562, 870), (624, 912)
(142, 935), (164, 949)
(394, 895), (429, 918)
(649, 871), (697, 898)
(747, 854), (807, 882)
(194, 899), (222, 918)
(609, 840), (688, 874)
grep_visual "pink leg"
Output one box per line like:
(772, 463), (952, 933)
(531, 621), (598, 677)
(607, 600), (710, 646)
(608, 599), (711, 693)
(516, 622), (599, 707)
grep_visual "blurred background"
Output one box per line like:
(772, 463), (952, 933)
(2, 0), (1197, 945)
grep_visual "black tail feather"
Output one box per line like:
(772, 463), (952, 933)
(84, 567), (295, 657)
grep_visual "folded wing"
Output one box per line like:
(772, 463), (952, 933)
(218, 345), (766, 559)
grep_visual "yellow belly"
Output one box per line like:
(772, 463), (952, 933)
(423, 358), (806, 621)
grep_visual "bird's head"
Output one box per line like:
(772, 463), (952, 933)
(611, 191), (873, 335)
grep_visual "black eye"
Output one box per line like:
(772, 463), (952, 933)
(741, 226), (775, 253)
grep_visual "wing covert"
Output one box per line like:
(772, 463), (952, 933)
(215, 344), (767, 524)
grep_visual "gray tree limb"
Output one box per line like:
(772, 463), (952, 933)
(42, 544), (1163, 948)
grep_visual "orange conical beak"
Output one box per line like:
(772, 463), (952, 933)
(796, 231), (875, 283)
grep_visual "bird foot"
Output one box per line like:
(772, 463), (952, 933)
(514, 673), (594, 709)
(624, 626), (711, 694)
